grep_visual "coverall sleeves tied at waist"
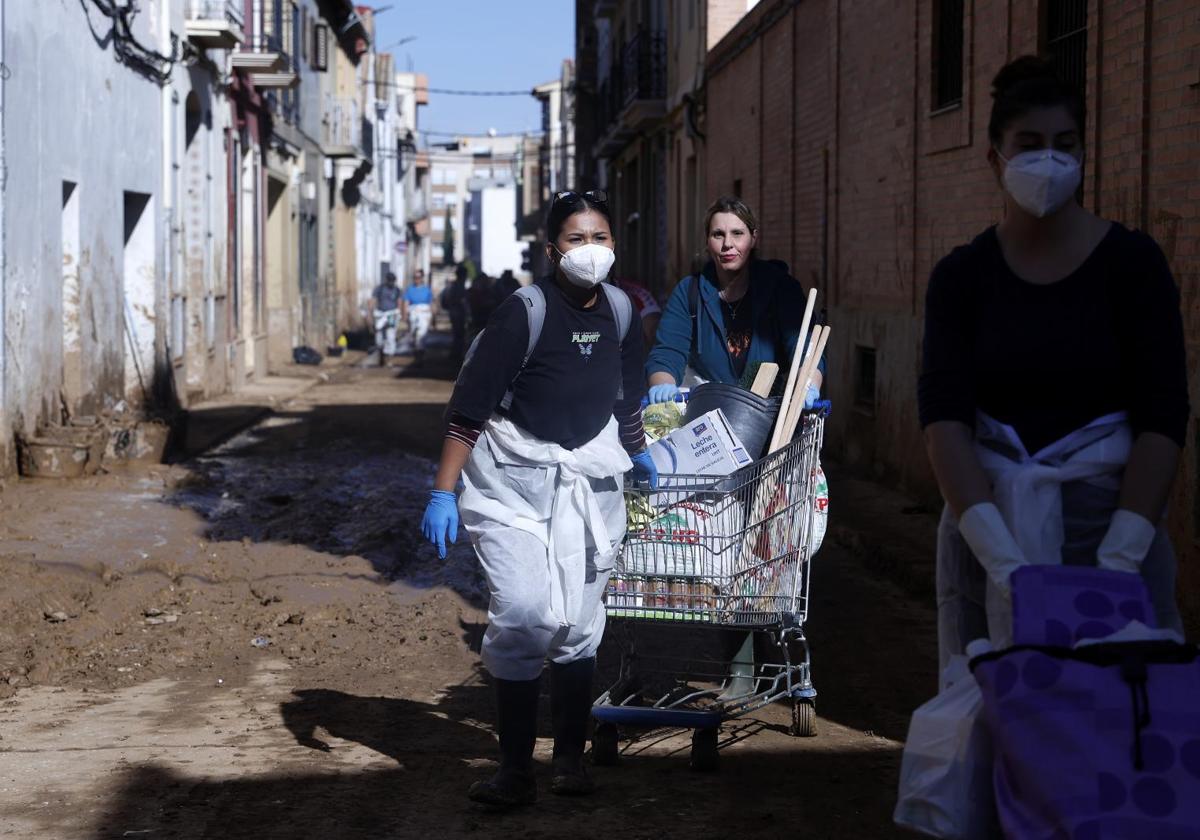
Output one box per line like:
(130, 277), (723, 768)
(943, 411), (1136, 652)
(976, 411), (1133, 563)
(459, 416), (631, 681)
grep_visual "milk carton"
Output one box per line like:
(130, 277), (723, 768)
(647, 408), (753, 495)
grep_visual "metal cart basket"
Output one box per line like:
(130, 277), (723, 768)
(592, 404), (828, 770)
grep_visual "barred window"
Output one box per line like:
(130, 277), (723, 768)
(932, 0), (965, 110)
(313, 24), (329, 72)
(1043, 0), (1087, 92)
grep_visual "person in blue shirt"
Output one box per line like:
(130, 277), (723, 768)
(402, 268), (433, 367)
(645, 196), (823, 405)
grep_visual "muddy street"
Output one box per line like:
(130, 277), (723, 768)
(0, 348), (936, 839)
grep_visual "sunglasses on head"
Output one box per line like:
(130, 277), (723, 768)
(553, 189), (608, 206)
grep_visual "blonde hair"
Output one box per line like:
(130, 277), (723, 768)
(704, 196), (758, 237)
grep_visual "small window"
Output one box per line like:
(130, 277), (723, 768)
(300, 7), (308, 63)
(855, 346), (877, 413)
(932, 0), (965, 110)
(1043, 0), (1087, 93)
(313, 24), (329, 72)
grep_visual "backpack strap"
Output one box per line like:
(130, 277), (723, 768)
(497, 285), (546, 411)
(600, 282), (633, 401)
(600, 282), (633, 344)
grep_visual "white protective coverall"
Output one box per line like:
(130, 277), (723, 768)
(407, 303), (432, 352)
(937, 411), (1183, 670)
(374, 309), (399, 356)
(460, 415), (631, 681)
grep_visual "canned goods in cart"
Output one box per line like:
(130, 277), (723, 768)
(643, 577), (670, 608)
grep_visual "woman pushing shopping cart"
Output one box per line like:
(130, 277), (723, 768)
(594, 262), (832, 770)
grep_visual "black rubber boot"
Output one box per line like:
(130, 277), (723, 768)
(468, 677), (540, 809)
(550, 657), (596, 796)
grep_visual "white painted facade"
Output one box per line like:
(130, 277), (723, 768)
(429, 134), (522, 269)
(475, 184), (525, 278)
(0, 0), (420, 474)
(394, 71), (431, 288)
(350, 42), (404, 319)
(3, 0), (168, 446)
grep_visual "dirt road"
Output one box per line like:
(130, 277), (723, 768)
(0, 346), (937, 839)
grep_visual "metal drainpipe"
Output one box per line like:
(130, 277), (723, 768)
(160, 0), (175, 376)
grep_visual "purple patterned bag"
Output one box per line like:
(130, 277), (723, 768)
(972, 641), (1200, 838)
(1011, 565), (1156, 647)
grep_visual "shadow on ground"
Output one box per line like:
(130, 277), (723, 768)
(166, 395), (487, 604)
(90, 733), (904, 839)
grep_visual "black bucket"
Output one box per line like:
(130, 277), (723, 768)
(684, 383), (781, 458)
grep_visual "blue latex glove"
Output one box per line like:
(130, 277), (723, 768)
(803, 383), (820, 409)
(421, 490), (459, 559)
(647, 383), (680, 404)
(629, 450), (659, 489)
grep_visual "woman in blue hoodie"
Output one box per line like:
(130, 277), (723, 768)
(646, 196), (822, 404)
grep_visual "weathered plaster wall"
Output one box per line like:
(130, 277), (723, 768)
(4, 1), (164, 455)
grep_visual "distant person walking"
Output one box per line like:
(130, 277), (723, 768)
(403, 268), (433, 367)
(614, 276), (662, 354)
(442, 264), (470, 362)
(469, 273), (496, 337)
(372, 272), (402, 366)
(492, 269), (521, 307)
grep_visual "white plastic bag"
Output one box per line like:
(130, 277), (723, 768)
(894, 652), (996, 838)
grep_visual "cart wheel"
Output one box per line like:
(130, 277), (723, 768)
(790, 699), (817, 737)
(690, 727), (720, 772)
(592, 722), (620, 766)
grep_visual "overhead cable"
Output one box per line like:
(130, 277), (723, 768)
(363, 79), (537, 97)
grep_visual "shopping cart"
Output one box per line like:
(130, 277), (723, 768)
(592, 402), (829, 771)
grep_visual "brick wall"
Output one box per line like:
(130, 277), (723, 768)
(703, 0), (1200, 631)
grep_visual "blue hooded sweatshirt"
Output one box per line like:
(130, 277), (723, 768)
(645, 259), (825, 387)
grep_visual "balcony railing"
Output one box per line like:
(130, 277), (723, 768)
(235, 0), (297, 86)
(250, 0), (288, 54)
(186, 0), (244, 27)
(596, 30), (666, 136)
(324, 97), (364, 155)
(620, 30), (666, 107)
(185, 0), (245, 48)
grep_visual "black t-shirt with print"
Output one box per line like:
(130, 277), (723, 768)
(448, 276), (645, 451)
(721, 288), (754, 378)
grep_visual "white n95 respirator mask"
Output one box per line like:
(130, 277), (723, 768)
(998, 149), (1082, 218)
(555, 243), (616, 288)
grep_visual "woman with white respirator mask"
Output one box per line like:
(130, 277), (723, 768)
(420, 190), (655, 809)
(919, 56), (1188, 671)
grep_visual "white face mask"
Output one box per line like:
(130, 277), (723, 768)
(998, 149), (1082, 218)
(555, 243), (615, 288)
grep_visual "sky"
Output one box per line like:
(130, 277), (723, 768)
(370, 1), (575, 144)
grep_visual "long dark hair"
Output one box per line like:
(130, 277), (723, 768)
(546, 191), (613, 243)
(988, 55), (1085, 146)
